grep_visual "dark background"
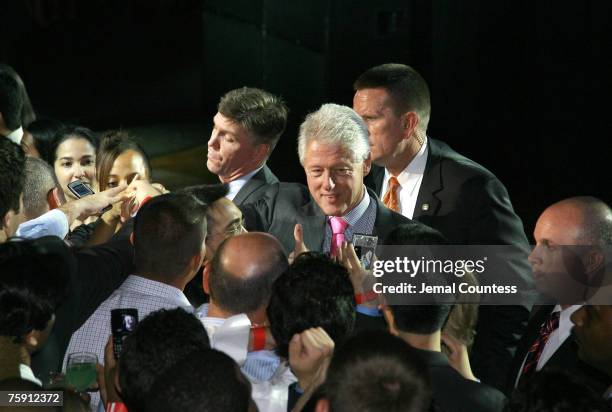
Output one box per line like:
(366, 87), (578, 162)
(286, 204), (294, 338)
(1, 0), (610, 241)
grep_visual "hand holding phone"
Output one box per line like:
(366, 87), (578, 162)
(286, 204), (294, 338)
(111, 308), (139, 360)
(67, 180), (112, 213)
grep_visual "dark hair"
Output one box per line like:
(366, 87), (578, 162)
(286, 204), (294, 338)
(0, 237), (71, 341)
(26, 118), (65, 165)
(384, 223), (452, 334)
(0, 138), (26, 221)
(218, 87), (288, 151)
(324, 331), (432, 412)
(0, 63), (36, 127)
(181, 183), (229, 205)
(209, 233), (288, 314)
(354, 63), (431, 129)
(0, 70), (24, 131)
(49, 125), (99, 164)
(133, 193), (207, 279)
(505, 369), (611, 412)
(118, 308), (211, 412)
(144, 349), (252, 412)
(22, 158), (59, 220)
(96, 130), (151, 191)
(267, 252), (355, 358)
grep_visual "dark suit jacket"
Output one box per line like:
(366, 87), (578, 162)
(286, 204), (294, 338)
(241, 182), (411, 255)
(232, 165), (279, 206)
(506, 305), (610, 395)
(365, 138), (533, 391)
(31, 236), (134, 379)
(415, 348), (507, 412)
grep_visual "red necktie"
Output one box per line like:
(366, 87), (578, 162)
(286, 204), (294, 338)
(521, 311), (560, 378)
(382, 176), (401, 212)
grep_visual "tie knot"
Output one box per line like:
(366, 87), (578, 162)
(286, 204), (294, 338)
(330, 216), (348, 235)
(388, 176), (400, 189)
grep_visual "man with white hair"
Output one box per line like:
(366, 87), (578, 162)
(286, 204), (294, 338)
(241, 103), (410, 257)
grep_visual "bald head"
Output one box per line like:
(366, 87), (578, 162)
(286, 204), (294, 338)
(209, 232), (288, 315)
(530, 197), (612, 304)
(539, 197), (612, 246)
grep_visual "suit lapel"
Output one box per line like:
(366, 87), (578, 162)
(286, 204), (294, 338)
(413, 138), (443, 220)
(232, 166), (275, 206)
(300, 200), (327, 252)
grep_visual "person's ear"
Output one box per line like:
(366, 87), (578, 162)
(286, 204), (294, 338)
(584, 248), (605, 278)
(315, 398), (330, 412)
(401, 112), (419, 138)
(382, 306), (399, 336)
(187, 252), (204, 277)
(363, 152), (372, 176)
(255, 143), (270, 163)
(1, 211), (9, 231)
(0, 211), (13, 242)
(203, 263), (211, 295)
(24, 330), (40, 352)
(47, 187), (65, 210)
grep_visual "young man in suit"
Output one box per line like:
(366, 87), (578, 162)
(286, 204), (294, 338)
(241, 103), (411, 257)
(508, 197), (611, 394)
(353, 63), (532, 390)
(207, 87), (287, 206)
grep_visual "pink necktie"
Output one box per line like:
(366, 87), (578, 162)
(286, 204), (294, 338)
(329, 216), (348, 257)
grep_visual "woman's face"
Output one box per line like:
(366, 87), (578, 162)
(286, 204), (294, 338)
(106, 149), (149, 189)
(54, 137), (97, 200)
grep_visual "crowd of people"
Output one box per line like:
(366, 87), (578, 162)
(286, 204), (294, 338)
(1, 61), (611, 411)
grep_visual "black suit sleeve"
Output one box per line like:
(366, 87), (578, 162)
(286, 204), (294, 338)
(32, 237), (134, 378)
(463, 177), (533, 392)
(72, 237), (134, 326)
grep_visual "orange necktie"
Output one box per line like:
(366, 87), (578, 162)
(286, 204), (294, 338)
(382, 176), (401, 212)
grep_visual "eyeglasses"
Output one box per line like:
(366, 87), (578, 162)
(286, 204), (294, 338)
(210, 218), (245, 238)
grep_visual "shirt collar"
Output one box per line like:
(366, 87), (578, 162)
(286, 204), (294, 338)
(553, 304), (582, 332)
(121, 275), (191, 307)
(20, 364), (42, 386)
(6, 127), (24, 145)
(226, 166), (264, 200)
(329, 187), (370, 227)
(384, 136), (428, 186)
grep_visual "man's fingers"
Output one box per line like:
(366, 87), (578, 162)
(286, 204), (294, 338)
(294, 223), (303, 245)
(104, 335), (115, 366)
(103, 184), (128, 197)
(288, 333), (303, 362)
(346, 242), (361, 267)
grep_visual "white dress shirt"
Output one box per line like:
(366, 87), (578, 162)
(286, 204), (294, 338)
(379, 137), (428, 219)
(226, 166), (263, 201)
(6, 126), (24, 145)
(65, 275), (192, 409)
(537, 304), (582, 368)
(195, 303), (292, 412)
(20, 364), (42, 386)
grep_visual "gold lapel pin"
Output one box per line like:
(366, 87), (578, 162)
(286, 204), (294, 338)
(422, 203), (430, 211)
